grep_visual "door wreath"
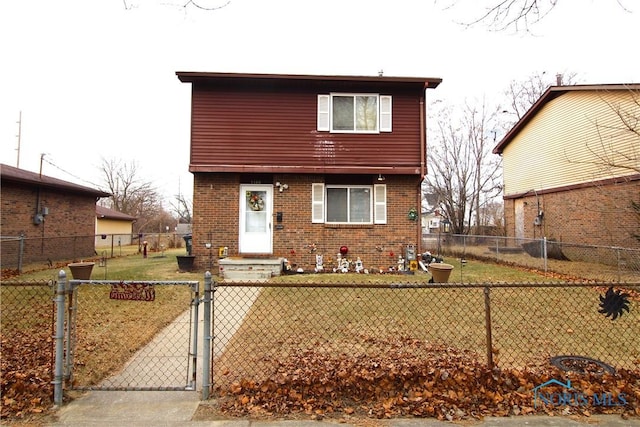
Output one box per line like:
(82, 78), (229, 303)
(247, 192), (264, 211)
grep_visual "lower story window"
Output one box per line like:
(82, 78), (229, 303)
(326, 186), (371, 223)
(312, 183), (386, 224)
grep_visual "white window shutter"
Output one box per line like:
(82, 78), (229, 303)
(312, 183), (325, 223)
(374, 184), (387, 224)
(380, 95), (392, 132)
(317, 95), (330, 131)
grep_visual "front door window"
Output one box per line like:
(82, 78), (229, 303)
(239, 185), (272, 254)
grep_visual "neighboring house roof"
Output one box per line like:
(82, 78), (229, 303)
(1, 163), (110, 198)
(493, 83), (640, 154)
(176, 71), (442, 89)
(96, 205), (136, 221)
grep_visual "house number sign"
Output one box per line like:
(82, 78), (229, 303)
(109, 282), (155, 302)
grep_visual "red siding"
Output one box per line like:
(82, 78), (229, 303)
(189, 84), (425, 175)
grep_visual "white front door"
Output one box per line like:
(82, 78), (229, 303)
(239, 185), (273, 254)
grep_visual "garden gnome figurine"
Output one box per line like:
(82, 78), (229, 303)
(355, 257), (364, 273)
(143, 241), (148, 258)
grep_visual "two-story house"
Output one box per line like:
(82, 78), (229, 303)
(177, 72), (441, 273)
(493, 84), (640, 250)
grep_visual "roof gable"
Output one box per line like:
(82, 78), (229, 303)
(1, 163), (110, 198)
(96, 205), (137, 221)
(493, 83), (640, 155)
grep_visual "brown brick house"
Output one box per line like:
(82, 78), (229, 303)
(493, 84), (640, 249)
(1, 164), (110, 269)
(177, 72), (441, 273)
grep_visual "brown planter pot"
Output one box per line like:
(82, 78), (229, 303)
(428, 263), (454, 283)
(68, 262), (95, 280)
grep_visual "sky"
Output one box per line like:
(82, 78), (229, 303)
(1, 0), (639, 205)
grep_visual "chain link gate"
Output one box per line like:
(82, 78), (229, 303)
(65, 279), (200, 391)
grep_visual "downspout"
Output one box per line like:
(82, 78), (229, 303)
(418, 92), (426, 256)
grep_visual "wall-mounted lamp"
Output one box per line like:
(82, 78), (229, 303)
(275, 182), (289, 192)
(377, 174), (385, 182)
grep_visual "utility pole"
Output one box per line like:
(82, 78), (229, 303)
(15, 111), (22, 168)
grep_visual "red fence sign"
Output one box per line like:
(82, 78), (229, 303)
(109, 282), (155, 301)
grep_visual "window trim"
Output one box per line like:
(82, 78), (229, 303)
(312, 183), (387, 225)
(326, 185), (373, 224)
(317, 93), (392, 134)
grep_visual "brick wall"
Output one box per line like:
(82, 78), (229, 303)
(191, 173), (423, 272)
(1, 183), (98, 267)
(505, 179), (640, 248)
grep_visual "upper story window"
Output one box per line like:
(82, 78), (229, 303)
(318, 94), (392, 133)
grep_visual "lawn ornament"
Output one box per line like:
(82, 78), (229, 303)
(598, 286), (631, 320)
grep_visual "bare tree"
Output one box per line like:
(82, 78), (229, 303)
(99, 158), (170, 233)
(123, 0), (230, 11)
(501, 71), (579, 121)
(561, 87), (640, 175)
(425, 98), (503, 234)
(567, 87), (640, 242)
(170, 192), (193, 224)
(587, 88), (640, 174)
(439, 0), (632, 32)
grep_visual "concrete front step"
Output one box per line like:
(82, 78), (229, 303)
(218, 257), (284, 281)
(222, 270), (273, 282)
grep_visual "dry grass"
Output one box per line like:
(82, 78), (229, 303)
(70, 284), (191, 386)
(213, 279), (640, 394)
(443, 243), (639, 283)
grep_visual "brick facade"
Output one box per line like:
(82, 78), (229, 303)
(1, 180), (102, 268)
(504, 178), (640, 248)
(191, 173), (423, 272)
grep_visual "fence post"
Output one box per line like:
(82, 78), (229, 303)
(616, 247), (621, 283)
(542, 237), (548, 273)
(18, 233), (25, 273)
(189, 281), (200, 391)
(64, 277), (75, 383)
(202, 271), (212, 400)
(483, 286), (494, 370)
(53, 270), (66, 406)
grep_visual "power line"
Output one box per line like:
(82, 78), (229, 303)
(41, 157), (103, 189)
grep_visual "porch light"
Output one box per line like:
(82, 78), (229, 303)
(377, 174), (385, 182)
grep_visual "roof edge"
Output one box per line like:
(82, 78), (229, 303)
(176, 71), (442, 89)
(493, 83), (640, 155)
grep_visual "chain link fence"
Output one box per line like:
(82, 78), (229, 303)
(1, 233), (187, 272)
(429, 234), (640, 283)
(211, 281), (639, 416)
(0, 280), (56, 419)
(67, 280), (199, 391)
